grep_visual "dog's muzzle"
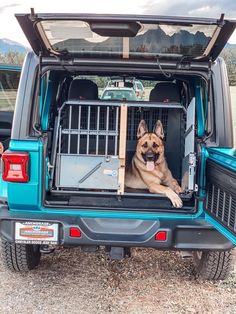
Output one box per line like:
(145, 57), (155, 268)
(142, 151), (160, 171)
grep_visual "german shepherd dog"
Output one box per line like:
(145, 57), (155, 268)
(125, 120), (183, 208)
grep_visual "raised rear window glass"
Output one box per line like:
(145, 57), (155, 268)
(38, 20), (217, 59)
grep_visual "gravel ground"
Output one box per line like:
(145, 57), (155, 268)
(0, 247), (235, 314)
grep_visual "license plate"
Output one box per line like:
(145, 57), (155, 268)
(15, 221), (59, 245)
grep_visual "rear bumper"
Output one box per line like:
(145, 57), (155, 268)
(0, 205), (234, 251)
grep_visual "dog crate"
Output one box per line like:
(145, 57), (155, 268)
(51, 99), (196, 196)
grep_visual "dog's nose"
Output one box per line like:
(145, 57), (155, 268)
(146, 151), (154, 160)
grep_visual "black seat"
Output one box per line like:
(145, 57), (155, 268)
(68, 79), (98, 100)
(62, 79), (99, 154)
(149, 82), (184, 181)
(149, 82), (181, 103)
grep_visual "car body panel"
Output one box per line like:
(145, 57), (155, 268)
(204, 148), (236, 245)
(0, 64), (21, 202)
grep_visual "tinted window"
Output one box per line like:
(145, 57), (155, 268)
(0, 69), (21, 111)
(102, 89), (137, 100)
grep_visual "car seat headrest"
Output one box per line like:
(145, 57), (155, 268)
(149, 82), (181, 103)
(124, 82), (134, 88)
(68, 79), (98, 100)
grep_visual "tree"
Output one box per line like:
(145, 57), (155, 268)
(220, 48), (236, 86)
(0, 51), (25, 65)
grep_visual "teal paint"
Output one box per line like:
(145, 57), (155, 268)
(0, 64), (21, 71)
(204, 147), (236, 243)
(9, 207), (202, 220)
(0, 179), (7, 199)
(7, 140), (42, 210)
(9, 140), (40, 152)
(207, 147), (236, 172)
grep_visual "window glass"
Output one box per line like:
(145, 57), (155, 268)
(39, 20), (217, 59)
(0, 69), (21, 111)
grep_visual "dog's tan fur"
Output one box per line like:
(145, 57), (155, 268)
(125, 120), (183, 208)
(0, 142), (4, 156)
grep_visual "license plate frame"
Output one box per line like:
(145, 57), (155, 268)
(15, 221), (59, 245)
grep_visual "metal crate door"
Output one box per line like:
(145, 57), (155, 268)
(55, 102), (127, 193)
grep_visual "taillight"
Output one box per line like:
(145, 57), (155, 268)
(2, 152), (29, 182)
(136, 90), (140, 97)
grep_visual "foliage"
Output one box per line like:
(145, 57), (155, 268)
(220, 48), (236, 86)
(0, 49), (236, 85)
(0, 51), (25, 65)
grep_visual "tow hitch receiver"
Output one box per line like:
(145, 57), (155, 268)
(109, 247), (131, 260)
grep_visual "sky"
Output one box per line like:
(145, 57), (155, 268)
(1, 0), (236, 47)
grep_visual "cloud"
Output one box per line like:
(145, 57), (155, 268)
(0, 0), (235, 45)
(143, 0), (236, 18)
(0, 3), (20, 14)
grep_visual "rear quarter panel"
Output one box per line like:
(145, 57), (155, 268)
(6, 140), (42, 210)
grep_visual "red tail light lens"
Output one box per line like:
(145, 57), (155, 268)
(155, 231), (167, 241)
(2, 152), (29, 182)
(70, 227), (81, 238)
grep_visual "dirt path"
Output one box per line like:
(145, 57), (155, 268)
(0, 248), (235, 314)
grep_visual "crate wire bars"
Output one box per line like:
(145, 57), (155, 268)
(51, 100), (188, 195)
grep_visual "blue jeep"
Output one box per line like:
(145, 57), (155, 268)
(0, 11), (236, 280)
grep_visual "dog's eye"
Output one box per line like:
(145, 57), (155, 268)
(153, 142), (159, 148)
(142, 142), (148, 148)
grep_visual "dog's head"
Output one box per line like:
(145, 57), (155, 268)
(136, 119), (165, 171)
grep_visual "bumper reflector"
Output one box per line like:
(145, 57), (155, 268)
(70, 227), (81, 238)
(155, 231), (167, 241)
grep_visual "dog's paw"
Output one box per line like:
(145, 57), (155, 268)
(174, 185), (183, 195)
(166, 190), (183, 208)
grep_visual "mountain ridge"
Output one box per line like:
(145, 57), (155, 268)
(0, 36), (235, 56)
(0, 38), (30, 54)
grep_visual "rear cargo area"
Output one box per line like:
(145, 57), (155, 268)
(43, 74), (201, 212)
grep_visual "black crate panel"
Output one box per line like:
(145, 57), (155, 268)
(127, 107), (168, 140)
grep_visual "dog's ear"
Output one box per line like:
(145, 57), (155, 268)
(137, 120), (148, 139)
(153, 120), (164, 139)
